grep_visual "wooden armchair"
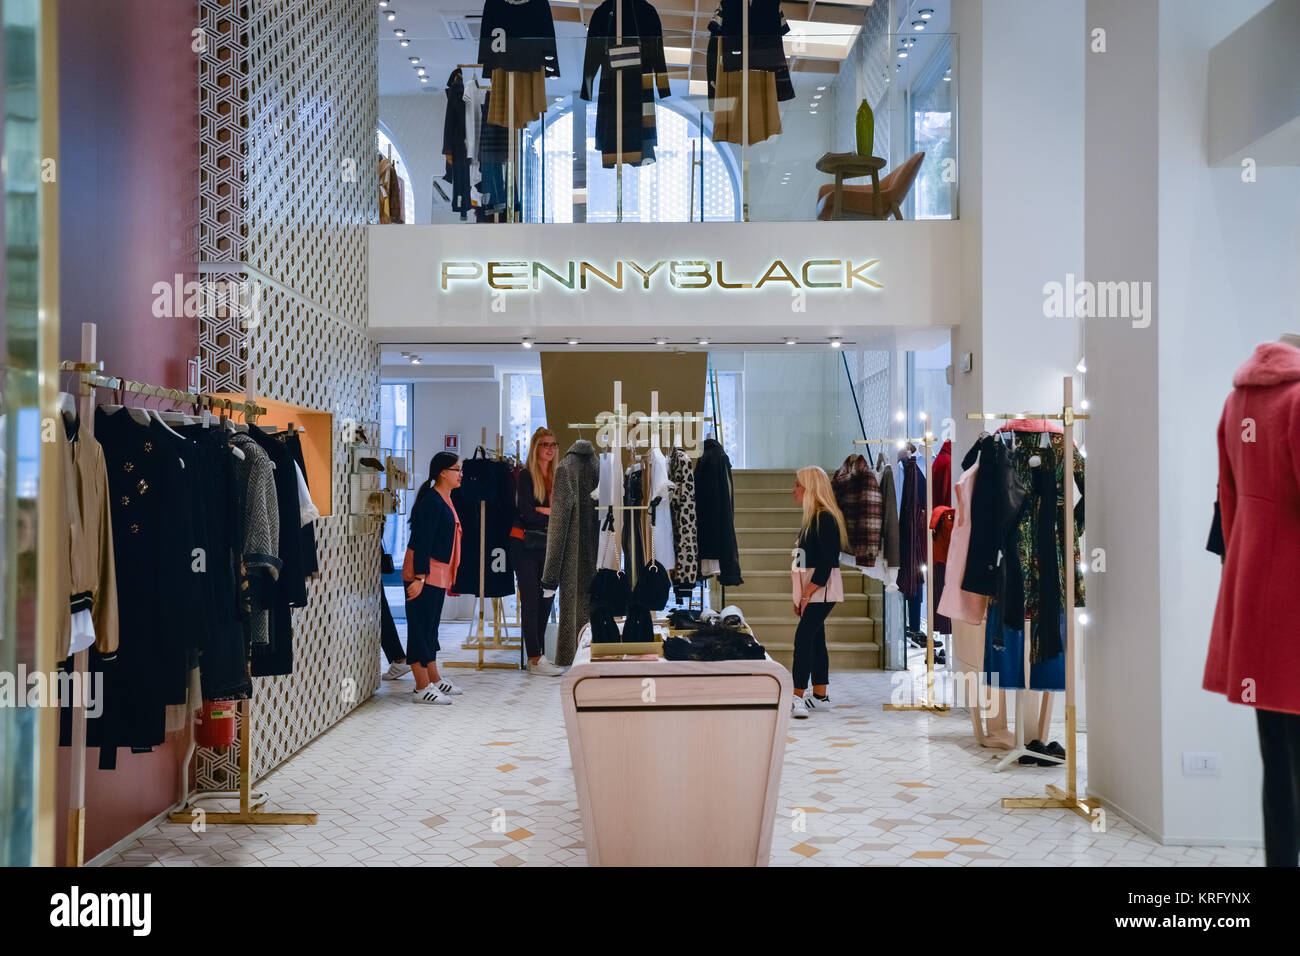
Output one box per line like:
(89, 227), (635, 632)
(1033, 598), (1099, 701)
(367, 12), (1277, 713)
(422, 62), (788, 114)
(816, 151), (926, 221)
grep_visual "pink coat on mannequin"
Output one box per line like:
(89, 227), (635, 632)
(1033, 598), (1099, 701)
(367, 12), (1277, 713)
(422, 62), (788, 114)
(937, 458), (990, 626)
(1205, 342), (1300, 715)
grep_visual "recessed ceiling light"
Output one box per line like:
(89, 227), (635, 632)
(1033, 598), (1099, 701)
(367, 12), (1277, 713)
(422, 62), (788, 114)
(813, 93), (822, 99)
(919, 8), (934, 18)
(394, 28), (405, 36)
(408, 56), (419, 63)
(521, 337), (533, 349)
(785, 337), (797, 346)
(386, 10), (397, 21)
(655, 337), (667, 346)
(419, 76), (428, 83)
(829, 337), (842, 348)
(416, 68), (426, 76)
(816, 85), (826, 91)
(379, 1), (389, 6)
(943, 74), (951, 81)
(897, 50), (908, 59)
(410, 356), (421, 365)
(698, 337), (710, 346)
(567, 337), (579, 346)
(400, 39), (410, 46)
(895, 410), (905, 421)
(912, 20), (925, 30)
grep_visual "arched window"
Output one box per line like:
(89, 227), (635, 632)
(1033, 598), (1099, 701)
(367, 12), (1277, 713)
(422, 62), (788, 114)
(376, 128), (415, 224)
(524, 100), (740, 223)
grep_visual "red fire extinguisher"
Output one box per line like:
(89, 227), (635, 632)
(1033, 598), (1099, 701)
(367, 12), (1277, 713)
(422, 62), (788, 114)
(196, 699), (238, 749)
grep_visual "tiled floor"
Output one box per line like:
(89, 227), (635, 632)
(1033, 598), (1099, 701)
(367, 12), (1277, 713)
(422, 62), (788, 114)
(101, 622), (1263, 867)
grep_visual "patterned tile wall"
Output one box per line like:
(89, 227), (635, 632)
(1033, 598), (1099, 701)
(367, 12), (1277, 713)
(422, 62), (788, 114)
(196, 0), (381, 788)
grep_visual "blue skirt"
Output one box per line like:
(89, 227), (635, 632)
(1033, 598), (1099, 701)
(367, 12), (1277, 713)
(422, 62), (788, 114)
(984, 603), (1065, 692)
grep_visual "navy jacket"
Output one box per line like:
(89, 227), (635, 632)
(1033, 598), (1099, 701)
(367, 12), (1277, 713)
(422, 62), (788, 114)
(408, 488), (456, 573)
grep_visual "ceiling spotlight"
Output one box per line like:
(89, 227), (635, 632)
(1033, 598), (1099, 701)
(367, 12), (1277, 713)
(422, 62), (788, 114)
(919, 411), (928, 420)
(897, 50), (908, 59)
(655, 337), (667, 346)
(912, 20), (925, 30)
(816, 85), (826, 91)
(567, 337), (579, 346)
(813, 93), (822, 99)
(420, 76), (428, 82)
(698, 337), (710, 346)
(895, 410), (904, 422)
(829, 337), (842, 348)
(919, 8), (934, 18)
(785, 337), (796, 346)
(394, 28), (405, 36)
(1076, 357), (1087, 373)
(379, 1), (389, 6)
(943, 73), (951, 82)
(521, 337), (533, 349)
(1079, 612), (1090, 626)
(554, 96), (564, 103)
(386, 11), (397, 21)
(417, 67), (426, 76)
(408, 56), (420, 63)
(410, 357), (421, 365)
(1080, 398), (1090, 410)
(400, 39), (410, 46)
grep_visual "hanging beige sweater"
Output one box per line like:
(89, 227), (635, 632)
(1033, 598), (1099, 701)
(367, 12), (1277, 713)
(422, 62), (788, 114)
(57, 414), (119, 659)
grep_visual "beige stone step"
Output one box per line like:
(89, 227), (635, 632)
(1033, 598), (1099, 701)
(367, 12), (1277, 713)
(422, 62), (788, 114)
(732, 469), (798, 491)
(765, 645), (881, 672)
(734, 488), (799, 509)
(737, 527), (806, 550)
(725, 592), (872, 618)
(740, 548), (801, 571)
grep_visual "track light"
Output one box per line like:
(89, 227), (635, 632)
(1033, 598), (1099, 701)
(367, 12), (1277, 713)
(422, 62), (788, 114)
(521, 337), (533, 349)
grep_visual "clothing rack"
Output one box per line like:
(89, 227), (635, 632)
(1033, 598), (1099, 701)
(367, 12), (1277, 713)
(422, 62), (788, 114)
(447, 428), (522, 671)
(856, 430), (948, 713)
(60, 324), (315, 864)
(967, 376), (1099, 822)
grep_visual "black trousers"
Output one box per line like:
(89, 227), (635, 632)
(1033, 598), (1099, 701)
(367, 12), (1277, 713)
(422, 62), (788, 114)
(792, 600), (835, 691)
(1257, 708), (1300, 867)
(510, 541), (555, 660)
(380, 589), (405, 664)
(906, 590), (922, 632)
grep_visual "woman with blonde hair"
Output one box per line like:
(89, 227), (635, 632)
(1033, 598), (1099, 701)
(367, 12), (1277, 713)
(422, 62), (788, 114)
(510, 427), (564, 675)
(790, 465), (850, 719)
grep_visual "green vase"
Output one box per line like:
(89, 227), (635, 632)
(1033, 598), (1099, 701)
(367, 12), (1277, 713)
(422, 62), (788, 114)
(855, 99), (875, 157)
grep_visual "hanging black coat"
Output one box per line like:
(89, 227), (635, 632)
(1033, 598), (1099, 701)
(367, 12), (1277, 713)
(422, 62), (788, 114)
(442, 69), (472, 215)
(452, 459), (517, 597)
(478, 0), (560, 81)
(581, 0), (671, 168)
(897, 457), (927, 598)
(707, 0), (795, 102)
(694, 438), (743, 586)
(960, 435), (1027, 630)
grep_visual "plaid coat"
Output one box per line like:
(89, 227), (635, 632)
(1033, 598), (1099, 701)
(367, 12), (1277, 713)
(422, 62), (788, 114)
(832, 454), (883, 566)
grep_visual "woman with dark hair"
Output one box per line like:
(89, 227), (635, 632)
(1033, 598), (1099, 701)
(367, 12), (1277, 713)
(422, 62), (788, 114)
(402, 452), (464, 704)
(510, 427), (564, 675)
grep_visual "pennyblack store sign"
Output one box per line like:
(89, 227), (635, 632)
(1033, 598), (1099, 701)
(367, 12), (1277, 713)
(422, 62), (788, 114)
(439, 258), (883, 292)
(368, 221), (960, 336)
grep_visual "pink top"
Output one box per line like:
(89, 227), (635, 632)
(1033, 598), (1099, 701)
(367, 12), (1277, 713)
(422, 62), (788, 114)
(937, 460), (990, 626)
(423, 488), (462, 589)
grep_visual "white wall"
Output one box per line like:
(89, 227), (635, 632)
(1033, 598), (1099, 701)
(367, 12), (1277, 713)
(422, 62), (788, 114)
(412, 377), (504, 618)
(1155, 0), (1299, 845)
(380, 94), (447, 225)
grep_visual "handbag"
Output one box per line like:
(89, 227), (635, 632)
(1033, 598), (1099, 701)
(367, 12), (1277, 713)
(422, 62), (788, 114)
(523, 528), (548, 551)
(791, 566), (845, 606)
(458, 446), (497, 503)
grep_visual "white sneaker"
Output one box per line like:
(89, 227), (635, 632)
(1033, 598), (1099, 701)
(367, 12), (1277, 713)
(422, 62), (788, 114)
(413, 685), (452, 705)
(434, 677), (463, 696)
(805, 693), (829, 711)
(791, 695), (810, 719)
(528, 658), (565, 677)
(382, 661), (411, 680)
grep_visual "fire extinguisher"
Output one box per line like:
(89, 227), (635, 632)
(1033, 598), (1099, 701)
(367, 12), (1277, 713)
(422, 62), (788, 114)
(196, 699), (238, 749)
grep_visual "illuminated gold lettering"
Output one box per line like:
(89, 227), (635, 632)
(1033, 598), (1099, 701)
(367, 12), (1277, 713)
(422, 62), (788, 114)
(627, 260), (666, 290)
(801, 259), (841, 289)
(441, 261), (483, 290)
(846, 259), (882, 289)
(580, 261), (624, 290)
(716, 260), (751, 289)
(755, 259), (800, 289)
(670, 260), (712, 289)
(532, 260), (575, 290)
(487, 260), (528, 290)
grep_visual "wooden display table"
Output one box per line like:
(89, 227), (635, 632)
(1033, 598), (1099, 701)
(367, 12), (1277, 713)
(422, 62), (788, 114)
(815, 152), (887, 220)
(562, 645), (792, 866)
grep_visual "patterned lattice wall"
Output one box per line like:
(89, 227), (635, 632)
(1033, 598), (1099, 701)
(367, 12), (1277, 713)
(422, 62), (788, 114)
(832, 0), (892, 159)
(196, 0), (381, 787)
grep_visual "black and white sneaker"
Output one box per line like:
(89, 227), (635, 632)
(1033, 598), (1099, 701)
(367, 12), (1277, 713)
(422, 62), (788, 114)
(435, 677), (463, 696)
(805, 693), (830, 710)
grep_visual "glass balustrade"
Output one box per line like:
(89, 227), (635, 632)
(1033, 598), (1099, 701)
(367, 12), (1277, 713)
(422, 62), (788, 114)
(378, 30), (957, 224)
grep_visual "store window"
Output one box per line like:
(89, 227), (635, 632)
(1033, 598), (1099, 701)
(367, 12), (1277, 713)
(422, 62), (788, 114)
(523, 101), (740, 223)
(703, 369), (743, 467)
(907, 38), (955, 220)
(376, 128), (415, 224)
(507, 372), (548, 458)
(380, 383), (413, 561)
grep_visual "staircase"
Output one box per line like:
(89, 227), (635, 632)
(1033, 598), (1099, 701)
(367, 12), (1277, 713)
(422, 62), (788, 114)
(709, 469), (883, 671)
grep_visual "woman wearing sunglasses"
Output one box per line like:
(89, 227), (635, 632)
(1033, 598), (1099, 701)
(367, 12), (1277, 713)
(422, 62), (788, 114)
(402, 452), (465, 704)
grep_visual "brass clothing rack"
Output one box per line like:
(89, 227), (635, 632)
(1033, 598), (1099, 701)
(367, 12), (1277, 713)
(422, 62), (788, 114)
(968, 377), (1097, 822)
(855, 431), (948, 713)
(60, 324), (315, 865)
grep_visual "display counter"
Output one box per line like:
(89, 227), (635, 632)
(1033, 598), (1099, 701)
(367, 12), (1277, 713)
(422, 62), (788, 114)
(561, 640), (792, 866)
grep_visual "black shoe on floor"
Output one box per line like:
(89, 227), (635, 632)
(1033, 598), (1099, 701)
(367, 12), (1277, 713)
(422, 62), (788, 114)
(1026, 739), (1062, 767)
(1045, 741), (1066, 760)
